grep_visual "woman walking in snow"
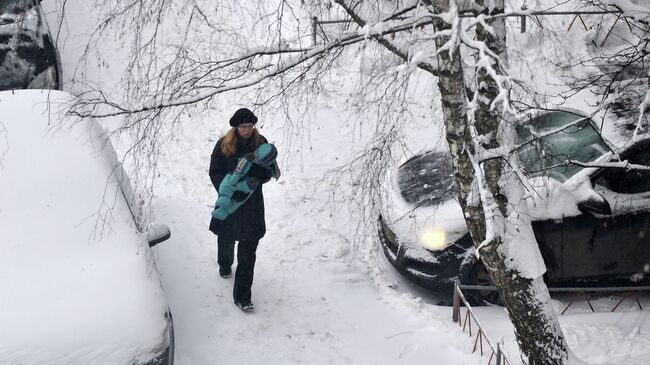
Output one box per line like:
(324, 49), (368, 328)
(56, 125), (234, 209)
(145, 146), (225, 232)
(209, 107), (277, 312)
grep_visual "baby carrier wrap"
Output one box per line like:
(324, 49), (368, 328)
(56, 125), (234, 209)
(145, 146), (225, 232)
(211, 143), (280, 220)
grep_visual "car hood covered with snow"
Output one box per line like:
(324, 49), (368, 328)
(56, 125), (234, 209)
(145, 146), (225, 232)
(0, 90), (169, 364)
(381, 150), (468, 253)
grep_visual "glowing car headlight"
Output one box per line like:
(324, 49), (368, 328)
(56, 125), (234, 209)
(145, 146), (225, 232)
(419, 227), (447, 250)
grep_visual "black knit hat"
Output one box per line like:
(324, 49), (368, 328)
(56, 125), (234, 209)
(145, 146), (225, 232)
(229, 108), (258, 127)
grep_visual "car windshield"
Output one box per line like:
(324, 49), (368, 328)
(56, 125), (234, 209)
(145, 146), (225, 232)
(0, 0), (33, 14)
(0, 0), (60, 90)
(515, 111), (611, 182)
(397, 150), (457, 207)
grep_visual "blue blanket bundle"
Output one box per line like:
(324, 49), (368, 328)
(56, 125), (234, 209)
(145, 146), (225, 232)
(211, 143), (280, 220)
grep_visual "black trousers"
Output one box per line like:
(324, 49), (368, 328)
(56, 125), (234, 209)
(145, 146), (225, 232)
(217, 236), (260, 304)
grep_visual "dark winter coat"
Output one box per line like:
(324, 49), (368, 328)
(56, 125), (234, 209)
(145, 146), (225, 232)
(209, 135), (269, 241)
(211, 144), (280, 221)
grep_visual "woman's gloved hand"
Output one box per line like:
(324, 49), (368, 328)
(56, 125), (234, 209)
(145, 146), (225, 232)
(248, 164), (272, 183)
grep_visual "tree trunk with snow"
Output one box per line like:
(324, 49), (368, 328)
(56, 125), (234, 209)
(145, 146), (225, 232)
(431, 1), (568, 363)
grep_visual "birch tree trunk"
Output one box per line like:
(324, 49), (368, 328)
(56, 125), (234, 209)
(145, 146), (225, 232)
(431, 1), (568, 363)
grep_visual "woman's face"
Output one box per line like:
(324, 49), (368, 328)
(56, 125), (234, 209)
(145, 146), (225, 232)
(236, 123), (255, 139)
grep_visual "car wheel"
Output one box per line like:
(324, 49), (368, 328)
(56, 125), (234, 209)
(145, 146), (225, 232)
(475, 262), (503, 306)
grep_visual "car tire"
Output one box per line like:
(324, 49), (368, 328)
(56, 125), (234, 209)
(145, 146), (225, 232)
(474, 262), (503, 306)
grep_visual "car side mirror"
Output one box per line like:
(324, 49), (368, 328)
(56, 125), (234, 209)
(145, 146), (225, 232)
(576, 193), (612, 217)
(147, 223), (171, 247)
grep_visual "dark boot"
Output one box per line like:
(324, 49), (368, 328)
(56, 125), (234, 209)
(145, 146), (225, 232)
(233, 239), (259, 306)
(217, 236), (235, 278)
(234, 301), (255, 312)
(219, 267), (232, 278)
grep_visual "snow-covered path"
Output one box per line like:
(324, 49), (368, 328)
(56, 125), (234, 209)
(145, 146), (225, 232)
(153, 199), (457, 364)
(149, 105), (650, 365)
(150, 109), (487, 364)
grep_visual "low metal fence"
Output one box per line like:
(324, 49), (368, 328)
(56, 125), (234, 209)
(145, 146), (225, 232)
(548, 285), (650, 314)
(452, 282), (650, 364)
(452, 282), (511, 365)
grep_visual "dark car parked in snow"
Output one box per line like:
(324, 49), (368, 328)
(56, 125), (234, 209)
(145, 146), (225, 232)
(0, 0), (61, 90)
(378, 110), (650, 300)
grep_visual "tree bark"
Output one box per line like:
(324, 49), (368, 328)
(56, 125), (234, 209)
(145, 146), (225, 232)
(431, 1), (569, 363)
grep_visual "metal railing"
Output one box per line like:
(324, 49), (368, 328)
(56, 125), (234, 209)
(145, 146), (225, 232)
(453, 281), (650, 364)
(452, 282), (511, 365)
(310, 6), (625, 45)
(549, 285), (650, 314)
(458, 283), (650, 315)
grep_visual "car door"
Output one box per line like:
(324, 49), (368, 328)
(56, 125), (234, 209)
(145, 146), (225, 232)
(516, 110), (613, 282)
(530, 218), (565, 282)
(561, 143), (650, 281)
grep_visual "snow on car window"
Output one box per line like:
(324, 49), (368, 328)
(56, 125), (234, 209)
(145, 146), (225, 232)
(0, 0), (32, 15)
(516, 111), (611, 182)
(397, 150), (457, 207)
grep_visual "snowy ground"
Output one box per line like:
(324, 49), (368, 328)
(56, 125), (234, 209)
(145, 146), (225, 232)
(150, 104), (650, 365)
(150, 105), (489, 364)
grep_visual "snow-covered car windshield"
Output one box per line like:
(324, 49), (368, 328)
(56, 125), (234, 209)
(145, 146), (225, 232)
(0, 0), (33, 17)
(397, 150), (457, 207)
(0, 0), (59, 90)
(516, 111), (611, 182)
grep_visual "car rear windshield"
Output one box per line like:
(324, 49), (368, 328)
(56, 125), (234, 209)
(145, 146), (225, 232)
(515, 111), (611, 182)
(0, 0), (33, 14)
(397, 150), (457, 207)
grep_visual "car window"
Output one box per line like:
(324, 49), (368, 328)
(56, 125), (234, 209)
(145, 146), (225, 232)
(0, 0), (60, 90)
(0, 0), (32, 14)
(595, 146), (650, 194)
(397, 150), (457, 207)
(516, 111), (610, 182)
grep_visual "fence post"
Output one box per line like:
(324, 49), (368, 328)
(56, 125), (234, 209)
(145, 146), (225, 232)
(453, 281), (460, 323)
(311, 16), (318, 46)
(496, 344), (502, 365)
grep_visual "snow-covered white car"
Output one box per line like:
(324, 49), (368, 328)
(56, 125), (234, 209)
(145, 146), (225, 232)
(378, 109), (650, 302)
(0, 0), (61, 90)
(0, 90), (173, 364)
